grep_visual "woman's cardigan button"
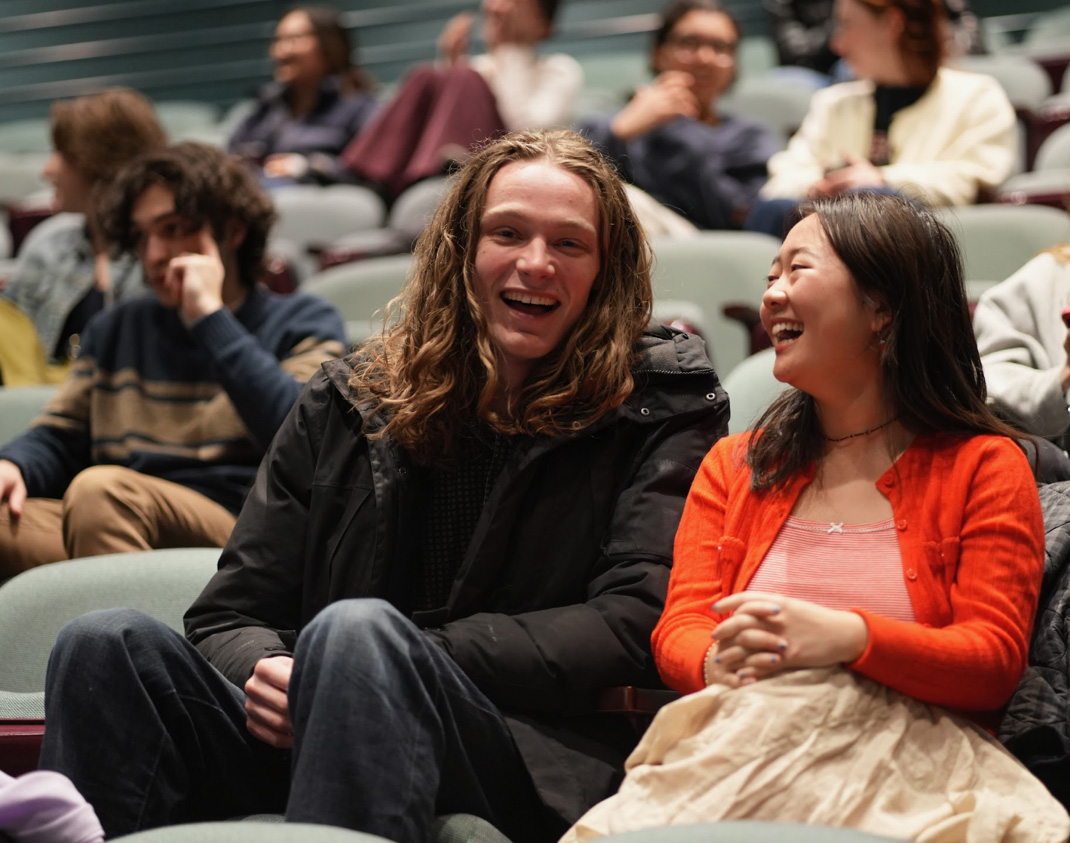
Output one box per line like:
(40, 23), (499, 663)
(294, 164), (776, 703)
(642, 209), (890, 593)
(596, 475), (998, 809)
(905, 568), (918, 581)
(896, 519), (908, 531)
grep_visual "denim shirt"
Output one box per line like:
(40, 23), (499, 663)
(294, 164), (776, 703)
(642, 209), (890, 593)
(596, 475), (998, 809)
(1, 216), (145, 362)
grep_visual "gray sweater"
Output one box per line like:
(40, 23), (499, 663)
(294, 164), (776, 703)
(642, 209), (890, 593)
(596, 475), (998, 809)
(974, 251), (1070, 443)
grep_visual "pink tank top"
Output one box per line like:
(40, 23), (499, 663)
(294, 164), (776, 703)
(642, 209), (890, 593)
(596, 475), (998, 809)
(747, 517), (916, 622)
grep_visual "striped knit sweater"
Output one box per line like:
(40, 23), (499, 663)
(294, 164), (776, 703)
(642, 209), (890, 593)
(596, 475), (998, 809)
(0, 287), (346, 514)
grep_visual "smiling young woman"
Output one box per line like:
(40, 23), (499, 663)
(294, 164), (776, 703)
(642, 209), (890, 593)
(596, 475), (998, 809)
(562, 190), (1069, 841)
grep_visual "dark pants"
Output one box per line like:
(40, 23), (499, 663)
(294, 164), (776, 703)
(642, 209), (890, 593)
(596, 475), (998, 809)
(40, 599), (552, 843)
(745, 187), (908, 238)
(341, 64), (504, 201)
(744, 197), (800, 238)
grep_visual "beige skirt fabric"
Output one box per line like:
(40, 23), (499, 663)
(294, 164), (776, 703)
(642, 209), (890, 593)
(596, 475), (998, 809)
(563, 668), (1070, 843)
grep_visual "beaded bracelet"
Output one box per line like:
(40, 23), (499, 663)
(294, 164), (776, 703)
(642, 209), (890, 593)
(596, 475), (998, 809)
(703, 641), (718, 686)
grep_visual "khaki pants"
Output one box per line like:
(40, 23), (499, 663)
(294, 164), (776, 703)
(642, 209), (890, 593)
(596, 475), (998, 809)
(0, 465), (237, 577)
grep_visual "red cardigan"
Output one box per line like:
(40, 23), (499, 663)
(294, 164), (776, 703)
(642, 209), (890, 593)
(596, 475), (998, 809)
(653, 432), (1044, 718)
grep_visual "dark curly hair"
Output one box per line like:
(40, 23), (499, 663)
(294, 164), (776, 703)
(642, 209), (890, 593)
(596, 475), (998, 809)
(99, 142), (277, 289)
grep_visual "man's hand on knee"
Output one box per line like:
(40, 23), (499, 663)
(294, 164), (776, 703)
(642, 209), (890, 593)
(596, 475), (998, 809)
(245, 655), (294, 749)
(0, 460), (27, 517)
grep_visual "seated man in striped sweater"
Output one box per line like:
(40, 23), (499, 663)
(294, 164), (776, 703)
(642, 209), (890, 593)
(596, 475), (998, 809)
(0, 142), (347, 575)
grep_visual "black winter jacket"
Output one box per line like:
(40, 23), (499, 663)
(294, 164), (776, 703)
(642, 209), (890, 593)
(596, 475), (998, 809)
(1000, 480), (1070, 807)
(184, 326), (728, 824)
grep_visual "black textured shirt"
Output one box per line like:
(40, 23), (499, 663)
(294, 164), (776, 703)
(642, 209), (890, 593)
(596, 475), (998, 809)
(412, 428), (514, 611)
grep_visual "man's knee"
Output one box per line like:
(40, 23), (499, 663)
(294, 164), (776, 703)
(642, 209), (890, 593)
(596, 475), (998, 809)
(53, 610), (189, 688)
(64, 465), (138, 511)
(296, 599), (415, 665)
(0, 498), (65, 574)
(52, 608), (173, 665)
(306, 598), (409, 642)
(62, 465), (156, 554)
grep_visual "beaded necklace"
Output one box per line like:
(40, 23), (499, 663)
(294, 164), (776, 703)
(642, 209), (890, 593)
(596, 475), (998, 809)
(823, 416), (899, 443)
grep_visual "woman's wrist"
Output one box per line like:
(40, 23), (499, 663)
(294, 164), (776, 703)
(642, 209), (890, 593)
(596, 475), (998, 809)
(839, 611), (870, 664)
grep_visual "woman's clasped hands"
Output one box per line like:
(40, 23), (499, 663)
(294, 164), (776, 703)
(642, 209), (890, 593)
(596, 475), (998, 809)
(705, 592), (870, 687)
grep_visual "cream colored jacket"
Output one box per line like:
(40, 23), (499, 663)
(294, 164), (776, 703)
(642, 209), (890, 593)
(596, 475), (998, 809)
(760, 67), (1017, 206)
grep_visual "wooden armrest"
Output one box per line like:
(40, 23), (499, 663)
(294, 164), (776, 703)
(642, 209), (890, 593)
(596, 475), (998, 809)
(319, 231), (411, 271)
(596, 686), (679, 715)
(721, 303), (761, 331)
(722, 302), (772, 355)
(0, 719), (45, 776)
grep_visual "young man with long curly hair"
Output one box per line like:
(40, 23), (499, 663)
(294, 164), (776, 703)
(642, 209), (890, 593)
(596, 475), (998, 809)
(40, 130), (728, 843)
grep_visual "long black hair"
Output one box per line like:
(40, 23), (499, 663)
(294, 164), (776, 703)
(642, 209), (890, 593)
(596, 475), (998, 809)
(748, 191), (1023, 490)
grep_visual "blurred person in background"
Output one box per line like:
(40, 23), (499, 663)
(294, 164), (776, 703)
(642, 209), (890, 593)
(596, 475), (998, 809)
(581, 1), (780, 231)
(341, 0), (582, 201)
(975, 241), (1070, 452)
(228, 5), (377, 185)
(748, 0), (1013, 236)
(764, 0), (983, 84)
(1, 88), (166, 373)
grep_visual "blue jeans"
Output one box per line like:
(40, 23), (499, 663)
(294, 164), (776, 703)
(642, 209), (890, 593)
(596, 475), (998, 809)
(744, 197), (799, 238)
(41, 600), (555, 843)
(39, 608), (290, 837)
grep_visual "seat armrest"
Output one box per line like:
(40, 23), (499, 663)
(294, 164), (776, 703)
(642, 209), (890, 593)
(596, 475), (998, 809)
(0, 719), (45, 776)
(595, 686), (679, 714)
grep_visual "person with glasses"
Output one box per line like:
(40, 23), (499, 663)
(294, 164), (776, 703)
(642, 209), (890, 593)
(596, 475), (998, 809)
(228, 5), (377, 185)
(580, 1), (780, 231)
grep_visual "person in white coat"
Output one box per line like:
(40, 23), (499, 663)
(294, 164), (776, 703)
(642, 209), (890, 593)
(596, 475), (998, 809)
(748, 0), (1016, 235)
